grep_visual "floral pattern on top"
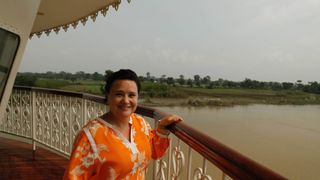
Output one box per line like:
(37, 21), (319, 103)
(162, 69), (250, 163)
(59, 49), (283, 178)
(64, 113), (170, 180)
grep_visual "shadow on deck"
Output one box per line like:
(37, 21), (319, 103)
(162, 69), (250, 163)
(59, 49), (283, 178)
(0, 137), (68, 180)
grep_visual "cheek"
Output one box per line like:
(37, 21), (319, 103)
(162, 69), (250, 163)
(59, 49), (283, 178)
(131, 98), (138, 105)
(108, 96), (120, 104)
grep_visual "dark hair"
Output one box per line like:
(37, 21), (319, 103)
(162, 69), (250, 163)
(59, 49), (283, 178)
(104, 69), (141, 97)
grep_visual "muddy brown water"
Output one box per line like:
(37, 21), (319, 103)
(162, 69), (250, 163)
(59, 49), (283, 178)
(155, 105), (320, 180)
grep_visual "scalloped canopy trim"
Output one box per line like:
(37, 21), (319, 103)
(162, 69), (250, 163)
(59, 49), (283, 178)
(30, 0), (131, 39)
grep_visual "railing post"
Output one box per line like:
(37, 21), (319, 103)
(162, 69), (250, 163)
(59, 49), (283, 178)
(202, 158), (208, 178)
(31, 90), (36, 151)
(172, 139), (185, 179)
(58, 94), (62, 152)
(69, 96), (72, 154)
(187, 147), (192, 180)
(83, 98), (87, 126)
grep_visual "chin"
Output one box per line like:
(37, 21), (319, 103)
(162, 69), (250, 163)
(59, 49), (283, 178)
(118, 109), (133, 117)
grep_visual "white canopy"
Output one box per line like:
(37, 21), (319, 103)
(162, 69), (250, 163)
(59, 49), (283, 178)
(30, 0), (129, 38)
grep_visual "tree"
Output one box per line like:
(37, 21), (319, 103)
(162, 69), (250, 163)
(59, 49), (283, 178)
(202, 75), (211, 85)
(138, 76), (145, 82)
(85, 73), (91, 79)
(258, 81), (267, 89)
(178, 75), (185, 86)
(296, 80), (303, 89)
(282, 82), (294, 90)
(194, 75), (201, 87)
(92, 72), (103, 81)
(70, 76), (77, 82)
(304, 81), (320, 94)
(240, 78), (253, 88)
(75, 71), (85, 80)
(166, 77), (175, 86)
(160, 75), (166, 84)
(187, 79), (193, 87)
(104, 70), (113, 81)
(215, 78), (224, 87)
(58, 71), (68, 79)
(45, 71), (55, 79)
(222, 80), (239, 88)
(269, 82), (282, 90)
(146, 72), (151, 81)
(14, 73), (38, 86)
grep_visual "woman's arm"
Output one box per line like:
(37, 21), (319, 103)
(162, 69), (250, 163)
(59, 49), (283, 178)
(148, 114), (182, 159)
(64, 131), (98, 180)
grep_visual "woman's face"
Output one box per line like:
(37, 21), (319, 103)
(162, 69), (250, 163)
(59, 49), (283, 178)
(107, 80), (138, 119)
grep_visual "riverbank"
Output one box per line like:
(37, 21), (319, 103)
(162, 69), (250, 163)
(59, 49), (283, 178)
(140, 92), (320, 107)
(139, 86), (320, 106)
(27, 79), (320, 107)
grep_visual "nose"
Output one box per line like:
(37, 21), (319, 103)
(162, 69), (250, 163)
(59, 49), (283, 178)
(123, 95), (130, 103)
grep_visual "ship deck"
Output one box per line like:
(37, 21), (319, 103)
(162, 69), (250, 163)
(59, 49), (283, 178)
(0, 137), (68, 180)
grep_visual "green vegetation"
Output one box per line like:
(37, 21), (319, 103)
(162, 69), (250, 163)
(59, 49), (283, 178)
(15, 71), (105, 95)
(62, 84), (103, 94)
(140, 82), (186, 98)
(35, 79), (71, 89)
(14, 70), (320, 106)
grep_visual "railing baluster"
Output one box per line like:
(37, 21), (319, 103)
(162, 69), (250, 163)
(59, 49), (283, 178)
(49, 93), (53, 148)
(32, 90), (36, 151)
(187, 146), (192, 180)
(172, 139), (185, 179)
(202, 158), (213, 180)
(68, 96), (72, 154)
(18, 89), (22, 135)
(193, 158), (212, 180)
(202, 158), (207, 178)
(58, 94), (61, 152)
(82, 98), (87, 127)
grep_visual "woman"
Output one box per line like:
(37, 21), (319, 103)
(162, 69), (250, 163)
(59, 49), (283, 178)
(64, 69), (182, 179)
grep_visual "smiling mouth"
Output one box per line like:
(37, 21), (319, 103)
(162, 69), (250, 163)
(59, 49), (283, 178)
(118, 106), (131, 110)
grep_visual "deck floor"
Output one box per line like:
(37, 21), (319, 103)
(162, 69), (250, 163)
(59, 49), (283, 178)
(0, 137), (68, 180)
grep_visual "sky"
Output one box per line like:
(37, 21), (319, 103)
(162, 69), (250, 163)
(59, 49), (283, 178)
(21, 0), (320, 83)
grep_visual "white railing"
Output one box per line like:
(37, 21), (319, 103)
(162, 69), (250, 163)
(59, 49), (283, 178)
(1, 86), (106, 155)
(0, 86), (214, 179)
(0, 86), (285, 180)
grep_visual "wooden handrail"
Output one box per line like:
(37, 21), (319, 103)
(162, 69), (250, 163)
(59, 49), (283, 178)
(135, 106), (286, 180)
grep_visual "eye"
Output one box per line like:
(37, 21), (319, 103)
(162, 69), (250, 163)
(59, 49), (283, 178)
(115, 92), (124, 97)
(129, 93), (137, 98)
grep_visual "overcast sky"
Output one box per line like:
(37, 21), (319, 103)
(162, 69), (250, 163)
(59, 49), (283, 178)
(21, 0), (320, 83)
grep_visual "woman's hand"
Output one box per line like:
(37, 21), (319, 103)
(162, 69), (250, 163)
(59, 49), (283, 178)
(157, 114), (182, 135)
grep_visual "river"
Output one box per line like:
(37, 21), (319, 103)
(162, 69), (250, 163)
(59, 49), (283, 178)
(155, 104), (320, 180)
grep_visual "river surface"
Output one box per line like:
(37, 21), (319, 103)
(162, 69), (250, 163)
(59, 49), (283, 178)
(156, 104), (320, 180)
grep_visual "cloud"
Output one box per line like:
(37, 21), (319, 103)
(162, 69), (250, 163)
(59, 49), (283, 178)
(254, 0), (320, 26)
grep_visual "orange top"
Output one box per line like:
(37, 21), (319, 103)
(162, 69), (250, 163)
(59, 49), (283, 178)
(64, 113), (169, 180)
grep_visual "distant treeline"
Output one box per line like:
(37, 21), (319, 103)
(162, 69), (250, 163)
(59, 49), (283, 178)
(15, 71), (104, 83)
(15, 70), (320, 94)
